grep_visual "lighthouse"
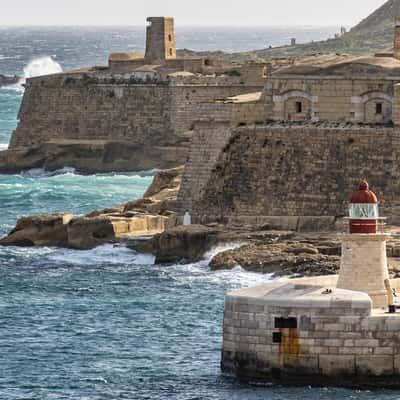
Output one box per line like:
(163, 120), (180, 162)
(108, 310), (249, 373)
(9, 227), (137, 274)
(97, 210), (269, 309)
(348, 180), (379, 234)
(337, 180), (390, 308)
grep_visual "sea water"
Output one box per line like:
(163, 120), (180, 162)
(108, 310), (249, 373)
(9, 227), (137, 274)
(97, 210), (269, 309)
(0, 27), (396, 399)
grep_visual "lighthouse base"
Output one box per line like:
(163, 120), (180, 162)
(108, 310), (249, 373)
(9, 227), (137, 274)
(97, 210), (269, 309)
(337, 234), (390, 309)
(221, 276), (400, 388)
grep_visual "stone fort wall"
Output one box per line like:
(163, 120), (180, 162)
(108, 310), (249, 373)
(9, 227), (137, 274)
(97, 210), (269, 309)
(179, 121), (400, 225)
(10, 73), (262, 151)
(265, 76), (397, 124)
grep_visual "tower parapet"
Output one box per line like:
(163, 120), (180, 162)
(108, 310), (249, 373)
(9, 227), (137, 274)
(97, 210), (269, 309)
(145, 17), (176, 62)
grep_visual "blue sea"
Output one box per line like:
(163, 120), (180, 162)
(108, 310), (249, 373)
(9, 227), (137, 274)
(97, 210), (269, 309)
(0, 26), (396, 399)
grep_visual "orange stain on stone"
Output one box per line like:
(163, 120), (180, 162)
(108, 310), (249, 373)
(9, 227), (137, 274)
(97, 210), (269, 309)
(278, 328), (302, 362)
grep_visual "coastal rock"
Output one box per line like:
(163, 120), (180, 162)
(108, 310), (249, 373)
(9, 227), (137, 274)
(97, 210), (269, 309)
(130, 224), (222, 264)
(144, 166), (183, 198)
(0, 142), (187, 174)
(127, 224), (296, 264)
(124, 166), (184, 215)
(66, 216), (117, 249)
(0, 168), (181, 249)
(209, 241), (341, 276)
(0, 75), (20, 87)
(0, 213), (73, 247)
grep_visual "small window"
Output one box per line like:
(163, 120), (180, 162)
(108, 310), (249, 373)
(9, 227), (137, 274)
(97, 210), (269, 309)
(169, 48), (173, 56)
(272, 332), (282, 343)
(168, 34), (172, 42)
(376, 103), (383, 115)
(275, 317), (297, 329)
(296, 101), (302, 114)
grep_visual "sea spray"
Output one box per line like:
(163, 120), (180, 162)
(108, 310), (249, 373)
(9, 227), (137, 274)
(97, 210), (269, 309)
(48, 243), (155, 266)
(4, 56), (64, 92)
(22, 56), (63, 80)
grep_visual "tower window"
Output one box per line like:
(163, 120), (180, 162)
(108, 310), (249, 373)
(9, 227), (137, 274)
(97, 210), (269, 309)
(168, 34), (172, 42)
(169, 48), (173, 56)
(296, 101), (302, 113)
(376, 103), (383, 115)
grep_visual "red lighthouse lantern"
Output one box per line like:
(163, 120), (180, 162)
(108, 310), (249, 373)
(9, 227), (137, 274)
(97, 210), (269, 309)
(348, 180), (379, 234)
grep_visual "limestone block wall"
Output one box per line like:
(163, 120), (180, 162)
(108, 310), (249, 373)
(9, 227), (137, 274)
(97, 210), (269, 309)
(266, 77), (396, 123)
(9, 73), (263, 151)
(177, 120), (232, 212)
(170, 76), (264, 135)
(10, 74), (175, 149)
(395, 17), (400, 60)
(231, 102), (273, 126)
(184, 123), (400, 223)
(337, 234), (389, 308)
(177, 98), (271, 213)
(285, 96), (312, 121)
(222, 283), (400, 386)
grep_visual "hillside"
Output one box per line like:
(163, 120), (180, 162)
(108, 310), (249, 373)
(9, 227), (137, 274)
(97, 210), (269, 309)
(179, 0), (400, 61)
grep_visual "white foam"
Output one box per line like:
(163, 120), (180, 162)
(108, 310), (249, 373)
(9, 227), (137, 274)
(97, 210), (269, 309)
(203, 242), (246, 263)
(48, 244), (155, 266)
(0, 143), (8, 151)
(95, 169), (160, 178)
(6, 56), (64, 92)
(21, 166), (76, 178)
(23, 56), (63, 80)
(0, 55), (21, 60)
(158, 242), (276, 289)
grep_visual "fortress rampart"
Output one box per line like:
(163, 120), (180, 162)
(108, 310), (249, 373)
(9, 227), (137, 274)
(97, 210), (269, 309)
(0, 16), (267, 173)
(10, 73), (260, 150)
(0, 69), (263, 173)
(179, 121), (400, 226)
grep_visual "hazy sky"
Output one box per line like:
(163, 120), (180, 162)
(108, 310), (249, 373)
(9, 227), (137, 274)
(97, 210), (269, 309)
(0, 0), (388, 26)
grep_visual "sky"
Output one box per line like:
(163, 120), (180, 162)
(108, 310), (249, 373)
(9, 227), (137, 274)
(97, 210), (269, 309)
(0, 0), (388, 26)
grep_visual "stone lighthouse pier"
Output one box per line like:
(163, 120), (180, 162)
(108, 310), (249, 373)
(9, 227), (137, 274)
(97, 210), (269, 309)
(221, 182), (400, 387)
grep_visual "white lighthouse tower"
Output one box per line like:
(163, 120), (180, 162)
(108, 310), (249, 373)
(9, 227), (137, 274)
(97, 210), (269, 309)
(337, 180), (390, 308)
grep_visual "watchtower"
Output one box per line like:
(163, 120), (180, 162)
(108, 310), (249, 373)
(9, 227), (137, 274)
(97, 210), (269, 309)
(145, 17), (176, 62)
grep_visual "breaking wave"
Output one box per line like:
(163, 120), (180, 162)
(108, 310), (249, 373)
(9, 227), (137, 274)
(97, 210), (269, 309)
(23, 56), (63, 80)
(6, 56), (63, 92)
(47, 244), (155, 266)
(21, 166), (76, 178)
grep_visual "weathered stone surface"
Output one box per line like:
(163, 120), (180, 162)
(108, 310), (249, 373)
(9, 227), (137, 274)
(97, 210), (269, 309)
(0, 141), (188, 174)
(144, 166), (183, 199)
(67, 216), (116, 249)
(210, 241), (340, 276)
(0, 213), (73, 247)
(0, 168), (181, 249)
(1, 69), (261, 173)
(221, 277), (400, 387)
(130, 224), (222, 264)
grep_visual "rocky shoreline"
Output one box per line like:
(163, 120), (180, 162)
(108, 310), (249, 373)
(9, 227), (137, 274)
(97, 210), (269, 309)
(3, 167), (400, 278)
(0, 75), (20, 87)
(0, 167), (182, 249)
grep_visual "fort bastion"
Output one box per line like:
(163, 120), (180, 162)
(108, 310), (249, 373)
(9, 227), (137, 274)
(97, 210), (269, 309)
(0, 17), (267, 173)
(178, 19), (400, 227)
